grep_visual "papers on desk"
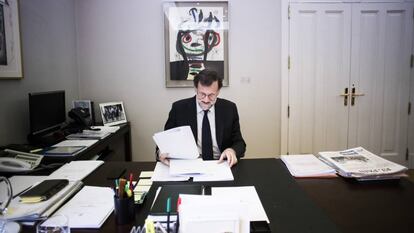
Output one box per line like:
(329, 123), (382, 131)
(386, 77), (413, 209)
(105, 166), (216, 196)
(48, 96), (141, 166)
(152, 160), (234, 182)
(89, 125), (120, 133)
(48, 161), (104, 181)
(153, 126), (199, 159)
(281, 154), (337, 178)
(53, 139), (98, 147)
(66, 130), (111, 140)
(211, 186), (269, 223)
(318, 147), (408, 180)
(177, 186), (268, 233)
(0, 181), (83, 221)
(45, 186), (114, 228)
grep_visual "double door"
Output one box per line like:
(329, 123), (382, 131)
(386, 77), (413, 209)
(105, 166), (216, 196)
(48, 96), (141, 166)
(287, 2), (413, 164)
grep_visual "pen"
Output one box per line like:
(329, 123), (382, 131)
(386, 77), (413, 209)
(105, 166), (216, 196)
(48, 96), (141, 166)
(129, 173), (133, 191)
(166, 197), (171, 233)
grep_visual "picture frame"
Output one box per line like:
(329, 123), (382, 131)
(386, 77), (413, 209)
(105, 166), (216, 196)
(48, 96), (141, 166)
(72, 100), (95, 125)
(163, 1), (229, 87)
(0, 0), (23, 79)
(99, 102), (127, 126)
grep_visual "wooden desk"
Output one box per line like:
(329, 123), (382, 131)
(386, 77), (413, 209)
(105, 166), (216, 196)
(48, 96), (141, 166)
(23, 159), (414, 233)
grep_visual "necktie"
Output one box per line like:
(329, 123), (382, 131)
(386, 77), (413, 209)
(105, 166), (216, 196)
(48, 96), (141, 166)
(202, 110), (213, 160)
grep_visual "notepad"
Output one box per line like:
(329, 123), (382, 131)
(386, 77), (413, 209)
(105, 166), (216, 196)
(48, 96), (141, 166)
(20, 179), (69, 203)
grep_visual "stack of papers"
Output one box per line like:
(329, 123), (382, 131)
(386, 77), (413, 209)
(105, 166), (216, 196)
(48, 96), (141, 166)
(66, 130), (111, 140)
(48, 160), (104, 181)
(53, 139), (98, 147)
(151, 159), (234, 182)
(318, 147), (408, 180)
(153, 126), (199, 159)
(44, 186), (114, 228)
(281, 154), (337, 178)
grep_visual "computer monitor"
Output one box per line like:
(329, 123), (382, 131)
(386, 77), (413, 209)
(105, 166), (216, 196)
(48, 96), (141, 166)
(29, 90), (66, 136)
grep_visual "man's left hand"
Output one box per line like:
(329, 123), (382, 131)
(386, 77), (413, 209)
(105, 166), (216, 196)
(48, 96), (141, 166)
(218, 148), (238, 168)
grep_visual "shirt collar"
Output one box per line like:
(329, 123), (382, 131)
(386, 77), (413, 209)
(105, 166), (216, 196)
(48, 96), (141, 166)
(196, 101), (215, 115)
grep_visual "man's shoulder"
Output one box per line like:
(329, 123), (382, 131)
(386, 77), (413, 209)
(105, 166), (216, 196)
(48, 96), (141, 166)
(216, 98), (237, 108)
(172, 96), (196, 108)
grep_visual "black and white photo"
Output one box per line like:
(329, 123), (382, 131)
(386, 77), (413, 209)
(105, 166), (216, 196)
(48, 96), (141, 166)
(99, 102), (127, 126)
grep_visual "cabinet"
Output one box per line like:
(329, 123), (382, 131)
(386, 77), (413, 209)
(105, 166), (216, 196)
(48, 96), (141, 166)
(283, 1), (413, 165)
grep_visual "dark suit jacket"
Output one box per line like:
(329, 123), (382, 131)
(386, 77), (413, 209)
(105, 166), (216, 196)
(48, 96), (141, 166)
(164, 96), (246, 158)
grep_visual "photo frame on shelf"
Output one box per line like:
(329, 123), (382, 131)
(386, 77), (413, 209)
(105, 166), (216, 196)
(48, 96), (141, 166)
(0, 0), (23, 79)
(99, 102), (127, 126)
(163, 1), (229, 87)
(72, 100), (95, 125)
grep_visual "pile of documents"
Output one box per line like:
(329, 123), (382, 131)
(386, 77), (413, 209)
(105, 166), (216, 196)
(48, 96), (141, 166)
(318, 147), (408, 181)
(281, 154), (337, 178)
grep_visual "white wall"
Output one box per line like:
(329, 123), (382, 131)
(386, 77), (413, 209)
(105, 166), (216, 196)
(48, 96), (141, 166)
(75, 0), (282, 161)
(0, 0), (78, 145)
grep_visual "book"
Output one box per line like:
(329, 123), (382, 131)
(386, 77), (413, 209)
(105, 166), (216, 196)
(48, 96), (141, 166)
(20, 179), (69, 203)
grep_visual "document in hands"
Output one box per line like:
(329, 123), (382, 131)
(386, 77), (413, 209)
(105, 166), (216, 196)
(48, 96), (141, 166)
(153, 126), (199, 159)
(281, 154), (337, 178)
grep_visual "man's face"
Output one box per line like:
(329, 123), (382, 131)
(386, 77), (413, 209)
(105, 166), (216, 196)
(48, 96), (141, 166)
(196, 81), (220, 110)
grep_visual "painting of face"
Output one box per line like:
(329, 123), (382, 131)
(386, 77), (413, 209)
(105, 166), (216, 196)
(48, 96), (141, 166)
(164, 2), (228, 87)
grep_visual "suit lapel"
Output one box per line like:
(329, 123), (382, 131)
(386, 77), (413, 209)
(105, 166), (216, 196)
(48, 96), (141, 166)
(215, 99), (224, 150)
(188, 96), (198, 141)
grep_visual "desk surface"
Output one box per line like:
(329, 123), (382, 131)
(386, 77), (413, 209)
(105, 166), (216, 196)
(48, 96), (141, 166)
(24, 159), (414, 233)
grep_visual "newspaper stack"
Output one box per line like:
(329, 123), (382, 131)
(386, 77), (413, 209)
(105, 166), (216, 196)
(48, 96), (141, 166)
(318, 147), (407, 181)
(281, 154), (337, 178)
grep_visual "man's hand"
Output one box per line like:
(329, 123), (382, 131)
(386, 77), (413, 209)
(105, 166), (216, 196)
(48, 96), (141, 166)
(159, 153), (170, 166)
(218, 148), (238, 168)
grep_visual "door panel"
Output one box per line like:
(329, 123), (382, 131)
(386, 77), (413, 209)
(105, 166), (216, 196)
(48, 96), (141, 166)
(348, 3), (413, 164)
(289, 3), (351, 154)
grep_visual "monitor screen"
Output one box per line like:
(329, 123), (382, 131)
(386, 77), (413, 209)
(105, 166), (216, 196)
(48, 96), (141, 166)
(29, 90), (66, 135)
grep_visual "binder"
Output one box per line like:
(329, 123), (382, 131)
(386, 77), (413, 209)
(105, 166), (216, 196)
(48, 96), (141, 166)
(20, 179), (69, 203)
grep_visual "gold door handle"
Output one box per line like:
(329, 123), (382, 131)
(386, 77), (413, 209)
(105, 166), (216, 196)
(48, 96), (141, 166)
(340, 88), (349, 106)
(351, 87), (364, 106)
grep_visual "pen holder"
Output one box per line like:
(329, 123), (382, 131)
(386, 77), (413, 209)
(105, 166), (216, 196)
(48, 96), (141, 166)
(114, 195), (135, 225)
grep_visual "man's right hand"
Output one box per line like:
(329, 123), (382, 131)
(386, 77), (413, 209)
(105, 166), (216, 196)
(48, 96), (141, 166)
(159, 153), (170, 166)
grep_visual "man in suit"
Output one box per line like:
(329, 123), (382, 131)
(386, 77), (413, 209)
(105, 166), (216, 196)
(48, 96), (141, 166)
(158, 70), (246, 167)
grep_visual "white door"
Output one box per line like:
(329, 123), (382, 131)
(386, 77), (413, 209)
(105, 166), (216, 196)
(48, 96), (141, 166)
(288, 2), (413, 165)
(348, 3), (413, 164)
(288, 3), (351, 154)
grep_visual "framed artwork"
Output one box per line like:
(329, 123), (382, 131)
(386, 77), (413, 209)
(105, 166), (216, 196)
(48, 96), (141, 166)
(99, 102), (127, 126)
(0, 0), (23, 79)
(163, 1), (229, 87)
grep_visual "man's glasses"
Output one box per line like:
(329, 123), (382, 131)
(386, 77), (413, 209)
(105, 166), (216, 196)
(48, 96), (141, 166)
(197, 92), (217, 100)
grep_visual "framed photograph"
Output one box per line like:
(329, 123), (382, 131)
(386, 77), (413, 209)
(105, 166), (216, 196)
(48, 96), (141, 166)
(72, 100), (95, 125)
(0, 0), (23, 79)
(99, 102), (127, 126)
(163, 1), (229, 87)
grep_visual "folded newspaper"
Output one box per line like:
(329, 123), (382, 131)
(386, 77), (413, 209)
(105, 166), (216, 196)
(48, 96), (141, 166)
(318, 147), (407, 180)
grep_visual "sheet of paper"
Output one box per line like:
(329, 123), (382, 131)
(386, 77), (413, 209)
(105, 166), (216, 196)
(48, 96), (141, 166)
(153, 126), (199, 159)
(137, 179), (152, 186)
(48, 161), (104, 181)
(151, 162), (190, 182)
(212, 186), (269, 223)
(53, 139), (98, 147)
(139, 171), (154, 178)
(280, 154), (337, 177)
(192, 161), (234, 182)
(178, 194), (249, 233)
(0, 176), (47, 198)
(45, 186), (114, 228)
(169, 158), (206, 175)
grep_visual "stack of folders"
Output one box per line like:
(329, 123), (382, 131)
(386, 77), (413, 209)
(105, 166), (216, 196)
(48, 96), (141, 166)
(318, 147), (408, 181)
(281, 154), (337, 178)
(66, 130), (111, 140)
(0, 180), (83, 221)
